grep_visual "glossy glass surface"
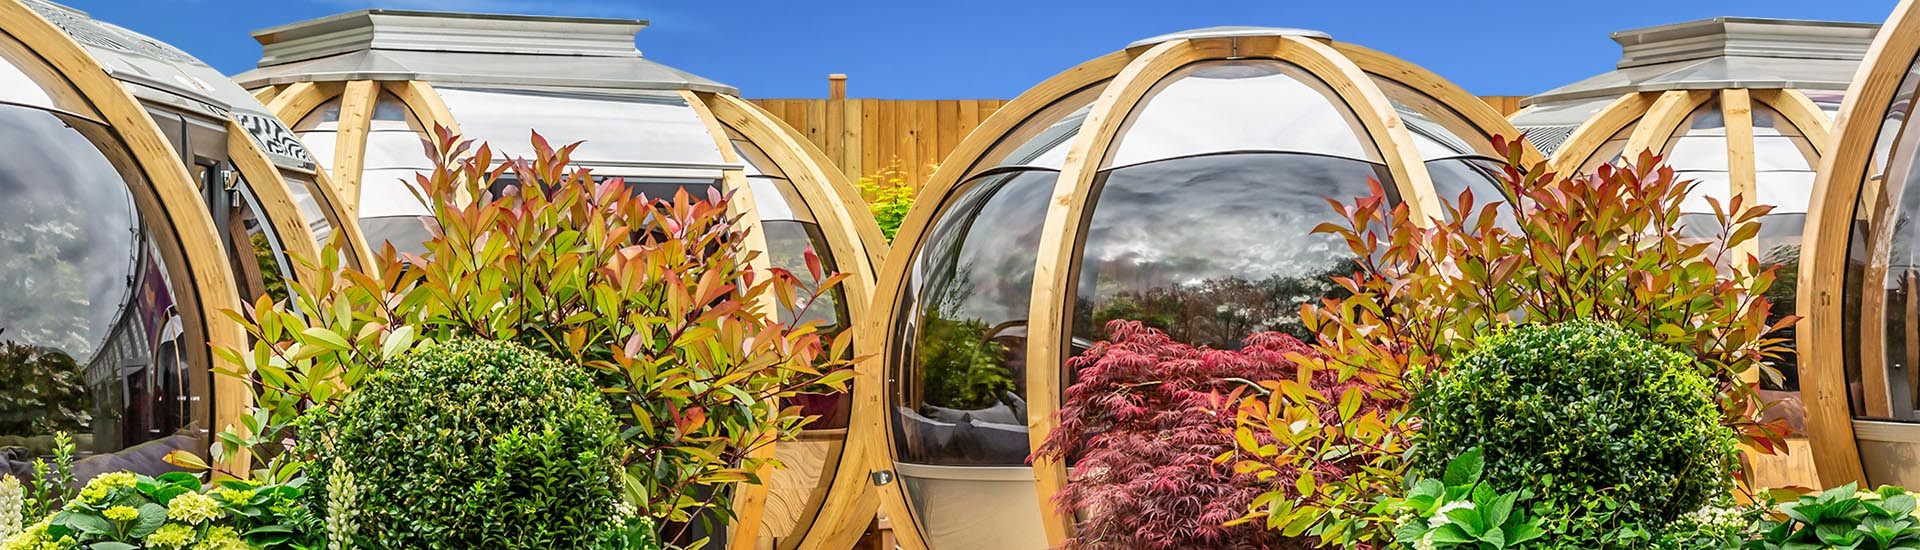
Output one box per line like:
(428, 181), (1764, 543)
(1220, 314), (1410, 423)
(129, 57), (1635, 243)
(1846, 53), (1920, 421)
(0, 104), (199, 474)
(1072, 153), (1387, 349)
(1105, 60), (1379, 169)
(971, 83), (1106, 172)
(891, 169), (1055, 465)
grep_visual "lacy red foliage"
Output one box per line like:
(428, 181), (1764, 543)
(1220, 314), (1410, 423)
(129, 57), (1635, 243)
(1033, 320), (1322, 550)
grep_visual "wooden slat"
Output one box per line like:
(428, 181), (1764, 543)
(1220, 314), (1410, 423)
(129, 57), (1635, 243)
(704, 93), (891, 549)
(330, 81), (378, 216)
(1, 0), (251, 473)
(1801, 0), (1920, 488)
(682, 90), (782, 550)
(857, 48), (1136, 550)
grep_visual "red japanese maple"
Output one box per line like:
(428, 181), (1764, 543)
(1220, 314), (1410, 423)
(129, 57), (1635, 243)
(1034, 320), (1327, 550)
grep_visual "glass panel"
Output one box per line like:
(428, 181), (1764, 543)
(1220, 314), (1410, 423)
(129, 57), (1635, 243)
(435, 86), (728, 177)
(972, 83), (1106, 172)
(1105, 60), (1380, 169)
(1847, 52), (1920, 421)
(725, 126), (786, 179)
(747, 176), (803, 223)
(282, 171), (337, 244)
(891, 169), (1056, 466)
(1580, 123), (1636, 173)
(0, 32), (99, 118)
(224, 181), (293, 305)
(1072, 153), (1387, 352)
(1373, 76), (1497, 159)
(0, 105), (200, 476)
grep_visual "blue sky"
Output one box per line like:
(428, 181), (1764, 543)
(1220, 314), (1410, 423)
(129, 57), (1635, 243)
(66, 0), (1899, 99)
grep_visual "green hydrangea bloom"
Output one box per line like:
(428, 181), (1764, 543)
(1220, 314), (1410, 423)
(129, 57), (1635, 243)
(191, 526), (251, 550)
(144, 523), (196, 548)
(213, 488), (255, 506)
(1, 519), (79, 550)
(166, 492), (223, 525)
(100, 506), (138, 522)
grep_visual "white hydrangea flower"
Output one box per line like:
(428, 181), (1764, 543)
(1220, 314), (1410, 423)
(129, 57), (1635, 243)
(1430, 501), (1476, 529)
(1414, 530), (1437, 550)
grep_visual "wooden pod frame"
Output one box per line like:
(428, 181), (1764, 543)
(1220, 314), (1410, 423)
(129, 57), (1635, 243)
(1531, 86), (1836, 491)
(256, 80), (888, 550)
(1800, 0), (1920, 489)
(0, 0), (250, 469)
(859, 32), (1539, 550)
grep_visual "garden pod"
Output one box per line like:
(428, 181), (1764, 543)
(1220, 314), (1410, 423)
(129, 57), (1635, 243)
(0, 0), (361, 481)
(1800, 0), (1920, 490)
(1509, 17), (1879, 491)
(862, 27), (1539, 550)
(237, 11), (888, 550)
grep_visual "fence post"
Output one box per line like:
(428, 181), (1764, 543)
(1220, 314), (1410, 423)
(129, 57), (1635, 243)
(826, 74), (850, 178)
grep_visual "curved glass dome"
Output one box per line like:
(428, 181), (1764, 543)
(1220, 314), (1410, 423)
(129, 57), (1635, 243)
(868, 29), (1535, 550)
(1509, 17), (1873, 491)
(0, 7), (227, 482)
(1801, 0), (1920, 491)
(241, 10), (886, 549)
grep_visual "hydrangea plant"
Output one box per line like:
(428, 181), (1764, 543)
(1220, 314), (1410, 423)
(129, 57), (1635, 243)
(1, 471), (317, 550)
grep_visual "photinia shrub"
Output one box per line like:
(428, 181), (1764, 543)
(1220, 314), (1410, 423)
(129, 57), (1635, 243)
(1035, 320), (1334, 550)
(1230, 138), (1794, 547)
(192, 127), (858, 545)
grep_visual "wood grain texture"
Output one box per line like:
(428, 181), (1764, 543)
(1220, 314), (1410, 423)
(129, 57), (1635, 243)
(683, 89), (783, 550)
(1546, 92), (1659, 176)
(855, 47), (1133, 550)
(1624, 90), (1713, 166)
(385, 80), (461, 136)
(704, 92), (890, 550)
(1027, 38), (1207, 548)
(0, 0), (250, 472)
(1799, 0), (1920, 488)
(224, 118), (326, 284)
(1332, 42), (1544, 167)
(330, 81), (378, 216)
(1723, 89), (1760, 274)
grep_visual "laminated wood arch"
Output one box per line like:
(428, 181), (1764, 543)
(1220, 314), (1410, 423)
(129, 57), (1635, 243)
(1801, 0), (1920, 490)
(864, 28), (1539, 550)
(1531, 84), (1839, 490)
(0, 0), (248, 469)
(254, 75), (886, 550)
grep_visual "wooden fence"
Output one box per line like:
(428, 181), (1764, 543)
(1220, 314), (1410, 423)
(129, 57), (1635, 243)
(749, 75), (1528, 189)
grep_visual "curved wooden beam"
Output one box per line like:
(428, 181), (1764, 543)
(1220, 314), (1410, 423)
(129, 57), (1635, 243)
(385, 80), (461, 136)
(0, 0), (249, 470)
(1548, 92), (1659, 176)
(682, 89), (785, 550)
(1624, 90), (1714, 165)
(1331, 41), (1545, 167)
(1027, 37), (1206, 547)
(266, 81), (334, 127)
(857, 49), (1132, 550)
(250, 85), (280, 105)
(702, 92), (888, 550)
(330, 80), (378, 217)
(224, 118), (325, 284)
(1801, 0), (1920, 488)
(1756, 89), (1836, 159)
(1274, 35), (1442, 222)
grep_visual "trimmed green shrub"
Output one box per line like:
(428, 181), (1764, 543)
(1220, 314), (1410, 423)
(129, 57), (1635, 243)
(1412, 321), (1739, 534)
(309, 338), (620, 548)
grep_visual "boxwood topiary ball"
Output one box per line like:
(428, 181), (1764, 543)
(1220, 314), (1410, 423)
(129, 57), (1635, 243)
(311, 337), (621, 549)
(1411, 320), (1738, 524)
